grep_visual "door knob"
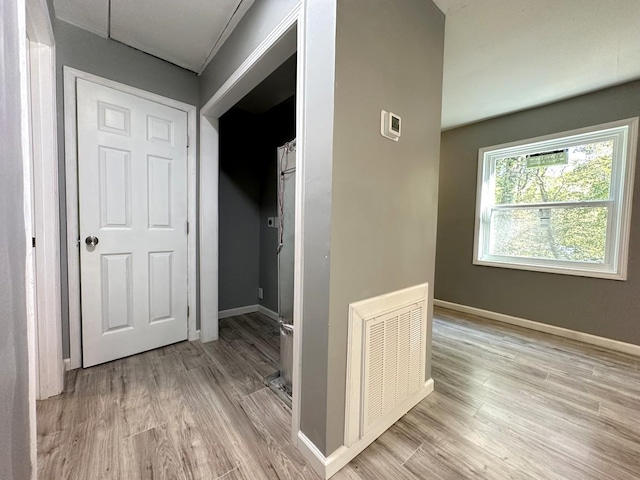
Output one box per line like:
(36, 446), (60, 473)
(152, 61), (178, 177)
(85, 235), (99, 247)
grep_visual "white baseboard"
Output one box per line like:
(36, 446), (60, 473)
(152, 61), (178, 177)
(297, 379), (435, 479)
(258, 305), (279, 322)
(189, 329), (201, 341)
(434, 299), (640, 357)
(218, 304), (280, 322)
(63, 358), (72, 371)
(297, 432), (335, 479)
(218, 305), (259, 319)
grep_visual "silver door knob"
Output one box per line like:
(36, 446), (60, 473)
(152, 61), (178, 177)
(85, 235), (99, 247)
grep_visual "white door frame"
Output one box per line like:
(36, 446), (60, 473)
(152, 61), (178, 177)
(25, 0), (65, 402)
(199, 2), (304, 446)
(64, 68), (199, 370)
(20, 0), (60, 474)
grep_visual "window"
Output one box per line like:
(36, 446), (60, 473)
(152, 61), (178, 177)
(474, 118), (638, 280)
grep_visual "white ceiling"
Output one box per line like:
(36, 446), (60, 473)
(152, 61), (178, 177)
(53, 0), (254, 73)
(434, 0), (640, 129)
(54, 0), (640, 128)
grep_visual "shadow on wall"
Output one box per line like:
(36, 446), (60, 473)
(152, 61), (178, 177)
(218, 97), (296, 313)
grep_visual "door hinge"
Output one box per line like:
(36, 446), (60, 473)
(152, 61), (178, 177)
(187, 305), (190, 317)
(32, 237), (36, 248)
(187, 221), (189, 234)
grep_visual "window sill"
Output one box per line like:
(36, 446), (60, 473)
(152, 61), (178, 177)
(473, 258), (626, 281)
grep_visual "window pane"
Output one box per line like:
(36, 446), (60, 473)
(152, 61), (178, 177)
(489, 206), (608, 263)
(494, 141), (613, 205)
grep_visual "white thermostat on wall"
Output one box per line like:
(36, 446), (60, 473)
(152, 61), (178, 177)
(381, 110), (401, 142)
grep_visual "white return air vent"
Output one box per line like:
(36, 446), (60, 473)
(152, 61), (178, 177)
(362, 303), (425, 435)
(344, 283), (433, 447)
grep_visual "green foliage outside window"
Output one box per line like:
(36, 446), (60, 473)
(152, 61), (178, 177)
(490, 141), (613, 263)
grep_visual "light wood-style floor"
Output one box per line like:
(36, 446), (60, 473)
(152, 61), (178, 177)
(37, 308), (640, 479)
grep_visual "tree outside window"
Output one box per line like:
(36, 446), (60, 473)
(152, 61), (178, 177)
(474, 119), (638, 280)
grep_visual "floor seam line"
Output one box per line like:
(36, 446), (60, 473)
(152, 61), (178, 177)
(121, 421), (168, 440)
(402, 442), (423, 466)
(215, 465), (240, 480)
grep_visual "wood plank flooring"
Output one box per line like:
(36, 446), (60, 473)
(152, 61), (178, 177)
(37, 307), (640, 479)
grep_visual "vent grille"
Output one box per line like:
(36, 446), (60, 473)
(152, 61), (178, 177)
(361, 303), (425, 435)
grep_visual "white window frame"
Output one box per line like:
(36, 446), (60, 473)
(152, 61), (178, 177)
(474, 117), (639, 280)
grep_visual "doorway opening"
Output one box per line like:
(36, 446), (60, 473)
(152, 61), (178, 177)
(218, 54), (297, 403)
(199, 8), (304, 444)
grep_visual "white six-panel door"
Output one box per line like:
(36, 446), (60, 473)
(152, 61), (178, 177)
(77, 78), (188, 367)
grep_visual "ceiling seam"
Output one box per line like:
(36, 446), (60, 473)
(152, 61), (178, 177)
(103, 0), (196, 72)
(107, 0), (112, 38)
(198, 0), (244, 74)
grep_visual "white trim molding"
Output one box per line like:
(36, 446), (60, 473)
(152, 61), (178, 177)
(63, 67), (198, 369)
(25, 0), (64, 400)
(30, 39), (64, 399)
(25, 0), (54, 45)
(20, 2), (38, 476)
(217, 304), (280, 322)
(290, 0), (306, 449)
(297, 432), (332, 478)
(298, 379), (435, 480)
(218, 305), (260, 319)
(24, 0), (57, 473)
(434, 299), (640, 357)
(200, 3), (300, 117)
(258, 305), (279, 322)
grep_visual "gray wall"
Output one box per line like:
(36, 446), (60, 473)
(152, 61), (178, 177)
(51, 14), (199, 357)
(1, 0), (32, 477)
(328, 0), (444, 454)
(199, 0), (300, 105)
(258, 147), (279, 313)
(436, 80), (640, 346)
(258, 97), (296, 313)
(219, 109), (262, 310)
(218, 98), (296, 313)
(298, 0), (337, 454)
(299, 0), (444, 456)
